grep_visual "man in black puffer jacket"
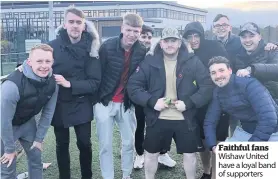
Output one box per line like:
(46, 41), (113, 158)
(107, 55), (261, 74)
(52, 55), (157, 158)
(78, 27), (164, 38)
(48, 6), (101, 179)
(133, 24), (177, 169)
(235, 22), (278, 104)
(94, 13), (147, 179)
(183, 21), (230, 179)
(127, 27), (214, 179)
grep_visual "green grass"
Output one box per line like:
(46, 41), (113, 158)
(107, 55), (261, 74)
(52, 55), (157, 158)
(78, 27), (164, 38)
(16, 120), (204, 179)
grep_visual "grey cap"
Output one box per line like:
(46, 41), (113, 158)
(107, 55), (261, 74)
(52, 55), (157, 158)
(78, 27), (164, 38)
(161, 27), (181, 40)
(239, 22), (260, 36)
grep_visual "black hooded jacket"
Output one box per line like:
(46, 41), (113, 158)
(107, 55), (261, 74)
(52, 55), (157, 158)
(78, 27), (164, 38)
(183, 21), (230, 140)
(235, 40), (278, 103)
(183, 21), (230, 68)
(49, 23), (102, 127)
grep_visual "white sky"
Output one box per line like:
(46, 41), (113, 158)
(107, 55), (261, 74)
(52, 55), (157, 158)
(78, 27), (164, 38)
(176, 0), (273, 9)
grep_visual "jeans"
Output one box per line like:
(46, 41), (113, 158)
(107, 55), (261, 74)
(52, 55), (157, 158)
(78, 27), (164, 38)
(94, 102), (137, 179)
(1, 119), (43, 179)
(225, 126), (278, 142)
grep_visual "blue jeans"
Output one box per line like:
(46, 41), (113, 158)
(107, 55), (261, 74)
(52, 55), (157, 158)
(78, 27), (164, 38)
(94, 102), (137, 179)
(225, 126), (278, 142)
(1, 119), (43, 179)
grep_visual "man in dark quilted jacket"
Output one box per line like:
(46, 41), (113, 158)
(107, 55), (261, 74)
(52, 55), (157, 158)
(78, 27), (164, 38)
(204, 56), (278, 153)
(235, 22), (278, 104)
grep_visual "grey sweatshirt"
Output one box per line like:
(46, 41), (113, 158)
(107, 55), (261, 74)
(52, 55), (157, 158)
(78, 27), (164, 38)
(1, 62), (58, 153)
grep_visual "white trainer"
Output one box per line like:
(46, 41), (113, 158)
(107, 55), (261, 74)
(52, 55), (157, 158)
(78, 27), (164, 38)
(17, 172), (28, 179)
(122, 176), (132, 179)
(158, 153), (176, 167)
(133, 154), (144, 169)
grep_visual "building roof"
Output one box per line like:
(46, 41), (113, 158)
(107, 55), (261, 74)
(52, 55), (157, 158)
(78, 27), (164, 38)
(1, 1), (207, 13)
(86, 16), (163, 23)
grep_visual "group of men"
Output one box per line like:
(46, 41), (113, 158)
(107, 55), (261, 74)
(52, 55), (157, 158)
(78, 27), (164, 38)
(1, 5), (278, 179)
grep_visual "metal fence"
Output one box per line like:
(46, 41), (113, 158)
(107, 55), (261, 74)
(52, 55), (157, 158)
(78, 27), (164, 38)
(1, 52), (28, 76)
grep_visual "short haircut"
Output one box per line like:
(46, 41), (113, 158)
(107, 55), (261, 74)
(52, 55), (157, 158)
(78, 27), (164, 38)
(213, 14), (229, 23)
(142, 24), (154, 35)
(122, 13), (143, 28)
(64, 5), (85, 19)
(208, 56), (231, 68)
(29, 44), (53, 57)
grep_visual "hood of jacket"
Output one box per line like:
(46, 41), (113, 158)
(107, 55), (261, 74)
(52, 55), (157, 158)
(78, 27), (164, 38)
(147, 38), (194, 56)
(22, 60), (52, 83)
(146, 39), (195, 65)
(183, 21), (205, 40)
(238, 39), (266, 58)
(55, 20), (100, 58)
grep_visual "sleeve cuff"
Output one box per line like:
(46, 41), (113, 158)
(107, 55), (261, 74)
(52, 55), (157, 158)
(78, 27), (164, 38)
(185, 99), (195, 109)
(5, 146), (16, 154)
(147, 97), (157, 108)
(35, 137), (44, 143)
(210, 145), (216, 151)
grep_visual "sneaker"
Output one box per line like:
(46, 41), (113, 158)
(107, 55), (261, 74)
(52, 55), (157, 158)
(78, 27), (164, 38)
(122, 176), (132, 179)
(158, 153), (176, 167)
(200, 173), (211, 179)
(133, 154), (144, 169)
(17, 172), (28, 179)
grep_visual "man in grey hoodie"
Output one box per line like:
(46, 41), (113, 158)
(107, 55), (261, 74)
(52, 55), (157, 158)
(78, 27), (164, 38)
(1, 44), (58, 179)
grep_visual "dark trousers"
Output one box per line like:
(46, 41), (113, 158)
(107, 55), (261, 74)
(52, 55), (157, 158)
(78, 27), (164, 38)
(135, 105), (166, 155)
(54, 122), (92, 179)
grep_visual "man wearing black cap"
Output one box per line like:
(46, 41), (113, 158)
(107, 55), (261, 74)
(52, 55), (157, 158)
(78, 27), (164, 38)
(127, 27), (214, 179)
(134, 24), (177, 169)
(235, 22), (278, 103)
(183, 21), (230, 179)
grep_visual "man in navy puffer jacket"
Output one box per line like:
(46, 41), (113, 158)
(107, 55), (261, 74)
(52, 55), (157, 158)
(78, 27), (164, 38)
(204, 56), (278, 152)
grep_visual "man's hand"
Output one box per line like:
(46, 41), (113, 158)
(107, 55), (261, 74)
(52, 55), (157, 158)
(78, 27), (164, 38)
(236, 68), (251, 77)
(154, 98), (168, 111)
(174, 100), (186, 112)
(54, 74), (71, 88)
(30, 141), (43, 152)
(212, 146), (217, 154)
(264, 43), (278, 51)
(0, 152), (17, 167)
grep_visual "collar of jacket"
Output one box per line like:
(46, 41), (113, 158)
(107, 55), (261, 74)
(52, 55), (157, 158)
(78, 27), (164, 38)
(213, 32), (237, 44)
(218, 74), (237, 92)
(58, 29), (92, 51)
(115, 33), (141, 53)
(238, 40), (266, 59)
(148, 42), (194, 69)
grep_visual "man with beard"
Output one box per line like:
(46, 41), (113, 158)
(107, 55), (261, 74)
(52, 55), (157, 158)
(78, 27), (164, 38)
(134, 24), (176, 169)
(48, 6), (101, 179)
(1, 44), (58, 179)
(204, 56), (278, 149)
(94, 13), (147, 179)
(235, 22), (278, 104)
(183, 21), (229, 179)
(127, 27), (214, 179)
